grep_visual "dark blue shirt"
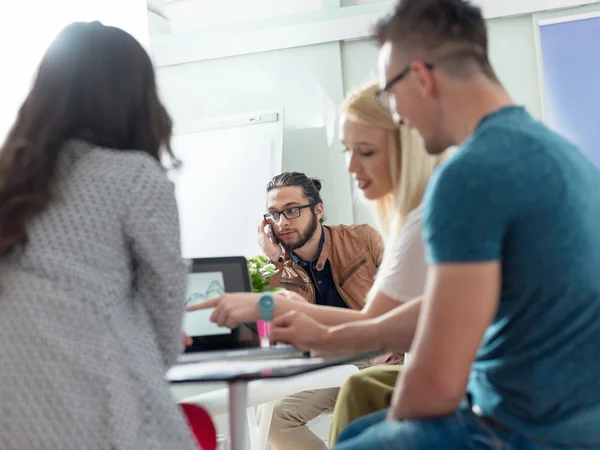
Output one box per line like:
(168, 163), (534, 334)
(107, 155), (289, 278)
(423, 106), (600, 445)
(292, 230), (348, 309)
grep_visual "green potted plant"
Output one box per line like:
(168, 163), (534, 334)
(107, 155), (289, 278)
(247, 254), (280, 293)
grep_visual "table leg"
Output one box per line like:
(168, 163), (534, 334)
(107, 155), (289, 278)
(229, 381), (249, 450)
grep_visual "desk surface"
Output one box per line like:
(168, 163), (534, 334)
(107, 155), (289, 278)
(167, 353), (375, 383)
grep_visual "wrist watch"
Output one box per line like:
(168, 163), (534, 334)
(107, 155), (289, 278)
(257, 292), (275, 322)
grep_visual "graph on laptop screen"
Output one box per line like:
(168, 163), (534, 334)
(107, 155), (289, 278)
(183, 272), (231, 337)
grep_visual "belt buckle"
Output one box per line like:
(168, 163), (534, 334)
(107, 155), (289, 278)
(471, 404), (503, 430)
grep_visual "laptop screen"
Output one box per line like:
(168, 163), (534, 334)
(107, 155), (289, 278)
(183, 271), (230, 337)
(182, 257), (251, 340)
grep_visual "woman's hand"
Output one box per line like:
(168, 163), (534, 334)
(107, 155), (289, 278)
(187, 291), (300, 329)
(269, 310), (330, 351)
(187, 293), (263, 329)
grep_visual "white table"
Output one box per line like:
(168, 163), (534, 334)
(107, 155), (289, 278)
(167, 355), (374, 450)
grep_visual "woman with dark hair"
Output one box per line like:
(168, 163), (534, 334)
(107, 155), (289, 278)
(0, 22), (197, 449)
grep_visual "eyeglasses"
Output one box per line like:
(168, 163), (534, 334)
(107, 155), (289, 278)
(375, 62), (435, 111)
(264, 204), (313, 224)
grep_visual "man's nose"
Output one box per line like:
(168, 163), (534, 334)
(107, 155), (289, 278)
(278, 215), (291, 228)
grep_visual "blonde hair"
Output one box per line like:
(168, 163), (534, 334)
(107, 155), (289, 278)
(340, 81), (445, 299)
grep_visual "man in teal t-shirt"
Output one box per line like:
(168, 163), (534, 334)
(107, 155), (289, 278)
(423, 105), (600, 444)
(334, 0), (600, 449)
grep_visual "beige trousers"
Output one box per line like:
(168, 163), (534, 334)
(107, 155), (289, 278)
(258, 361), (370, 450)
(258, 387), (339, 450)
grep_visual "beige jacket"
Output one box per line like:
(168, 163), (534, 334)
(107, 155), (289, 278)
(269, 224), (403, 365)
(269, 224), (383, 309)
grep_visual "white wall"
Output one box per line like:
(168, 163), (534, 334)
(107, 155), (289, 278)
(0, 0), (150, 142)
(165, 0), (324, 31)
(152, 1), (600, 228)
(157, 42), (355, 226)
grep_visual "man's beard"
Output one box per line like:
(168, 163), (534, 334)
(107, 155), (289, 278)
(280, 212), (319, 253)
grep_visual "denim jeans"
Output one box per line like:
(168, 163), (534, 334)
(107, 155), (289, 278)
(333, 407), (600, 450)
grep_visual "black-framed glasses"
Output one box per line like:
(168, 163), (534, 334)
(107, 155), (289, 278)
(264, 204), (313, 224)
(376, 62), (435, 111)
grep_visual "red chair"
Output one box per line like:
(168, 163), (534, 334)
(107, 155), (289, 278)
(180, 403), (218, 450)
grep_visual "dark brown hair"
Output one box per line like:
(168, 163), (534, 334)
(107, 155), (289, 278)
(374, 0), (497, 80)
(266, 172), (325, 224)
(0, 21), (175, 256)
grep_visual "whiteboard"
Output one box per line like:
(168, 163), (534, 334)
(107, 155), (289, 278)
(169, 111), (283, 258)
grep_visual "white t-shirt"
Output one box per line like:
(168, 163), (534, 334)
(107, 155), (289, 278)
(377, 205), (427, 303)
(376, 206), (426, 364)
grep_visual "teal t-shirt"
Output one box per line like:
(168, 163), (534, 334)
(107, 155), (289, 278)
(423, 106), (600, 445)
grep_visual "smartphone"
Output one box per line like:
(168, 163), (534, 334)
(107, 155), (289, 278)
(270, 226), (280, 245)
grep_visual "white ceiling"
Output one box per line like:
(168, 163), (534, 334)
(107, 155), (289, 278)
(147, 0), (600, 36)
(147, 0), (389, 35)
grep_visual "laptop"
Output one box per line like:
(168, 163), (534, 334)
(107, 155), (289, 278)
(178, 257), (308, 363)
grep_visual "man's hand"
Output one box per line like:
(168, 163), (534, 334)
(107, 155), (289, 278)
(258, 218), (283, 262)
(183, 331), (193, 347)
(269, 310), (330, 350)
(389, 262), (500, 421)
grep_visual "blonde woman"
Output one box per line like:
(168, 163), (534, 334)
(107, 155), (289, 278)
(191, 81), (444, 443)
(328, 81), (444, 444)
